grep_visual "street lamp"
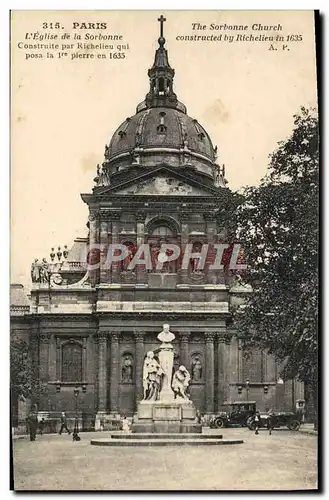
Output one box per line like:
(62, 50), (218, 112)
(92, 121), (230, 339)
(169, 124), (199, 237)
(73, 387), (80, 441)
(275, 377), (284, 411)
(245, 379), (250, 400)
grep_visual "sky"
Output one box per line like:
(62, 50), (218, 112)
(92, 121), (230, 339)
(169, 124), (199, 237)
(10, 10), (318, 288)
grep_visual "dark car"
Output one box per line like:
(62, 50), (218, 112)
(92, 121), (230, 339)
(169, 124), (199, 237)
(247, 411), (301, 431)
(210, 401), (257, 428)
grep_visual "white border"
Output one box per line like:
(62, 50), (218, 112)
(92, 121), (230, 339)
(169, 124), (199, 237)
(3, 2), (326, 499)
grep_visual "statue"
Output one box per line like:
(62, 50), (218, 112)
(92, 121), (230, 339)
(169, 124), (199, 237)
(33, 258), (50, 284)
(157, 324), (176, 401)
(190, 244), (202, 273)
(213, 163), (225, 188)
(31, 258), (41, 283)
(213, 164), (222, 187)
(40, 258), (50, 283)
(191, 356), (202, 381)
(122, 355), (133, 382)
(142, 351), (164, 401)
(172, 365), (191, 401)
(157, 323), (175, 346)
(95, 163), (110, 187)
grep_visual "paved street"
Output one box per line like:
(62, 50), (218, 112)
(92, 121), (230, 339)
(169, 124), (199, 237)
(12, 428), (317, 491)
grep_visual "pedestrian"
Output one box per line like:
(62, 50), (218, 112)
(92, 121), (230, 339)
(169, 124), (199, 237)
(267, 409), (274, 435)
(39, 417), (45, 436)
(121, 415), (130, 434)
(27, 410), (38, 441)
(254, 411), (261, 435)
(59, 411), (71, 435)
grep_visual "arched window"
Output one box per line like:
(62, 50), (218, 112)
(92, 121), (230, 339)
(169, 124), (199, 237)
(146, 218), (180, 273)
(61, 342), (83, 382)
(158, 77), (165, 93)
(149, 227), (177, 273)
(151, 226), (173, 238)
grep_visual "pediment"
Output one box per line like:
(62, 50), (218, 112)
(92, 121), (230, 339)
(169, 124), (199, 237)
(96, 165), (218, 197)
(117, 175), (212, 196)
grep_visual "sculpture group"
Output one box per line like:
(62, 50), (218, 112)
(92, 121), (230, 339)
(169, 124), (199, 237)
(142, 324), (191, 402)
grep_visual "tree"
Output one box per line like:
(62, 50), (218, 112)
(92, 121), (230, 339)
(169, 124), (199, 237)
(10, 336), (33, 401)
(230, 107), (318, 424)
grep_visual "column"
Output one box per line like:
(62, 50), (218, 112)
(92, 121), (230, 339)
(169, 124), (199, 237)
(205, 332), (215, 413)
(39, 333), (50, 409)
(97, 331), (108, 412)
(99, 210), (109, 283)
(82, 337), (87, 382)
(48, 334), (57, 381)
(110, 212), (121, 283)
(88, 209), (100, 286)
(229, 336), (239, 384)
(134, 331), (145, 404)
(204, 211), (218, 284)
(217, 328), (229, 410)
(180, 332), (190, 368)
(237, 339), (243, 381)
(109, 332), (120, 414)
(56, 337), (61, 381)
(136, 211), (147, 285)
(179, 211), (189, 284)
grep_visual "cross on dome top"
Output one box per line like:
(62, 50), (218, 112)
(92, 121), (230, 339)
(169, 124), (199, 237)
(136, 15), (187, 113)
(158, 15), (166, 44)
(158, 15), (166, 36)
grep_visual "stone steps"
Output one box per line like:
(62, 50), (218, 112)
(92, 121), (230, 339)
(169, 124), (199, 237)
(110, 433), (223, 439)
(91, 437), (243, 447)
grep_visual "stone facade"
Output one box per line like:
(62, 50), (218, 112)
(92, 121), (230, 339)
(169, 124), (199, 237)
(10, 20), (304, 430)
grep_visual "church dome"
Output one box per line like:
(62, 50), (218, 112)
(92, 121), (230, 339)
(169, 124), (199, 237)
(107, 107), (215, 173)
(95, 17), (226, 188)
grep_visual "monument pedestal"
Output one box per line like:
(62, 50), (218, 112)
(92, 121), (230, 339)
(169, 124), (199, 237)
(95, 412), (121, 431)
(132, 400), (202, 434)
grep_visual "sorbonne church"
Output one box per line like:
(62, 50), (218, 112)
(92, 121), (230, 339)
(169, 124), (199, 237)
(11, 18), (304, 430)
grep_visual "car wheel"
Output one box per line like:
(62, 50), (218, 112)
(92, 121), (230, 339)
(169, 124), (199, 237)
(247, 420), (256, 431)
(288, 420), (301, 431)
(214, 418), (225, 428)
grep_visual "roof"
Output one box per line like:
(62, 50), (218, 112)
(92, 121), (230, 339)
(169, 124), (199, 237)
(108, 107), (215, 164)
(10, 284), (30, 315)
(10, 284), (30, 307)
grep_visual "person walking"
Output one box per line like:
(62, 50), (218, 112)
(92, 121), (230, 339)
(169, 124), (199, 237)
(38, 417), (45, 436)
(254, 411), (261, 435)
(27, 410), (38, 441)
(59, 411), (71, 435)
(267, 409), (274, 435)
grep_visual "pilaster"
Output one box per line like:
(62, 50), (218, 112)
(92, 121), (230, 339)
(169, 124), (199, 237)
(205, 332), (215, 413)
(97, 331), (108, 412)
(179, 332), (190, 368)
(109, 332), (120, 413)
(134, 331), (145, 404)
(109, 212), (121, 283)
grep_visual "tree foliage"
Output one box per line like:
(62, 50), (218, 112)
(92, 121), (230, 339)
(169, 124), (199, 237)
(10, 336), (33, 400)
(231, 107), (318, 387)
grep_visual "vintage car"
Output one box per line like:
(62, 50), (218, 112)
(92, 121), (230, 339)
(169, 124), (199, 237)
(209, 401), (257, 428)
(247, 411), (301, 431)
